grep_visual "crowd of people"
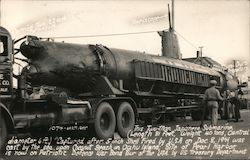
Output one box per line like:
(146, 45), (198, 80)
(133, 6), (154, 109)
(201, 79), (244, 127)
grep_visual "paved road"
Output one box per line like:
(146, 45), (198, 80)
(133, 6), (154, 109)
(1, 109), (250, 160)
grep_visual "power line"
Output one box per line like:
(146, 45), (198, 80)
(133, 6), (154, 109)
(40, 28), (199, 52)
(41, 29), (165, 39)
(173, 29), (198, 50)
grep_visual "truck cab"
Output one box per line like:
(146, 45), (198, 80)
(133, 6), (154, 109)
(0, 26), (13, 99)
(0, 26), (14, 150)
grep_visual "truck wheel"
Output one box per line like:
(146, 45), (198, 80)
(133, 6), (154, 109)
(116, 102), (135, 138)
(94, 102), (116, 140)
(0, 115), (7, 151)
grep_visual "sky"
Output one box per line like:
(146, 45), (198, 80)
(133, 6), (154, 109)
(1, 0), (249, 80)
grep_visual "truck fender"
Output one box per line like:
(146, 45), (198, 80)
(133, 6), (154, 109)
(0, 103), (14, 131)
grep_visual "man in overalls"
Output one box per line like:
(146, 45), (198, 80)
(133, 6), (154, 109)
(203, 80), (224, 126)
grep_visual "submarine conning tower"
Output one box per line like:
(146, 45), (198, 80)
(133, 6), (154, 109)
(158, 2), (181, 59)
(158, 29), (181, 59)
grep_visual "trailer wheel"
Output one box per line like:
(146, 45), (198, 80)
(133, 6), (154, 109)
(94, 102), (116, 140)
(116, 102), (135, 138)
(0, 115), (7, 151)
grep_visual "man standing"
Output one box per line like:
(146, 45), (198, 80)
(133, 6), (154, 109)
(203, 80), (224, 126)
(229, 89), (243, 122)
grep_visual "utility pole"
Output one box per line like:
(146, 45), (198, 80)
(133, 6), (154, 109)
(233, 60), (237, 77)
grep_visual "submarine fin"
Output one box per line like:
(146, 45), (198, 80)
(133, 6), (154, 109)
(158, 3), (181, 59)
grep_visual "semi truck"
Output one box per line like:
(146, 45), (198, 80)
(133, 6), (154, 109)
(0, 26), (238, 150)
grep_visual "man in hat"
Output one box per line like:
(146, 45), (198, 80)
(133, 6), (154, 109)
(203, 79), (224, 126)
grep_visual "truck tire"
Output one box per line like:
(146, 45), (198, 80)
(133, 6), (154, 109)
(116, 102), (135, 138)
(94, 102), (116, 140)
(0, 115), (7, 151)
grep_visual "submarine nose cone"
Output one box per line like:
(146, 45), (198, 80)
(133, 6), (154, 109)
(20, 40), (46, 60)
